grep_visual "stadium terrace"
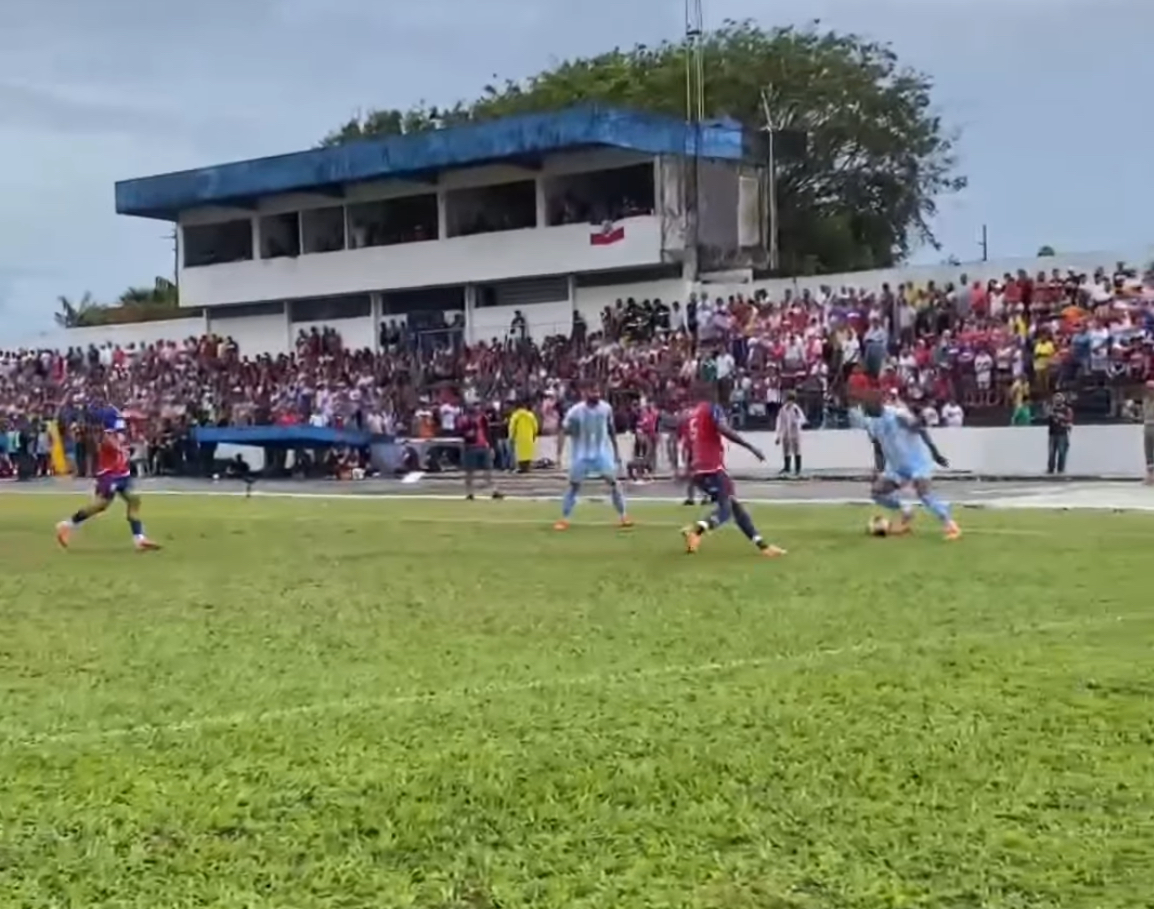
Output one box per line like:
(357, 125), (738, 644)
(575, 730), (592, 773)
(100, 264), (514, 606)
(114, 106), (769, 351)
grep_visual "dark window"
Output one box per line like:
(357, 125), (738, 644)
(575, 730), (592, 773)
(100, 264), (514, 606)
(210, 300), (285, 319)
(259, 213), (300, 259)
(183, 219), (253, 268)
(301, 206), (346, 254)
(544, 163), (655, 226)
(348, 194), (438, 248)
(475, 276), (568, 308)
(290, 294), (371, 322)
(381, 286), (465, 315)
(445, 181), (537, 237)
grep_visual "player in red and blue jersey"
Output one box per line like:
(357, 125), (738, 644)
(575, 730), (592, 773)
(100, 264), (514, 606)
(682, 382), (787, 557)
(55, 409), (160, 552)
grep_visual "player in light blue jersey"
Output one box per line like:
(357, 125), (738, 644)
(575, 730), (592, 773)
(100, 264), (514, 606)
(554, 382), (632, 530)
(850, 387), (961, 540)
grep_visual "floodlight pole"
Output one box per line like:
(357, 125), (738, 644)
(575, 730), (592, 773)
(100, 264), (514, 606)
(760, 88), (780, 272)
(683, 0), (705, 281)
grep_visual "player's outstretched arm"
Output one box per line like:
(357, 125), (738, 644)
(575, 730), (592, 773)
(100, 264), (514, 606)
(716, 411), (765, 462)
(908, 416), (949, 468)
(920, 429), (948, 467)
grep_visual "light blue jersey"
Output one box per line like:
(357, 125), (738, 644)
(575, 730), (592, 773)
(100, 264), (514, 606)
(853, 405), (933, 482)
(564, 400), (617, 481)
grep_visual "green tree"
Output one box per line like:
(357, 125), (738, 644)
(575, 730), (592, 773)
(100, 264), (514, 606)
(54, 292), (99, 328)
(321, 20), (965, 274)
(54, 279), (184, 329)
(104, 277), (182, 325)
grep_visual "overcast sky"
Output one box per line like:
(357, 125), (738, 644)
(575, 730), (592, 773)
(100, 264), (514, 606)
(1, 0), (1149, 334)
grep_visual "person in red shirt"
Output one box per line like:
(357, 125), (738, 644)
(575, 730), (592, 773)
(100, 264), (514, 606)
(682, 381), (787, 558)
(56, 410), (160, 552)
(458, 403), (501, 501)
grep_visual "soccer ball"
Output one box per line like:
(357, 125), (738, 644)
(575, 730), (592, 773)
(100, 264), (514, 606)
(867, 515), (890, 537)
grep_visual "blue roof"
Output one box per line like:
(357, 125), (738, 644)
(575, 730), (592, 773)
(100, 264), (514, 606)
(115, 106), (753, 221)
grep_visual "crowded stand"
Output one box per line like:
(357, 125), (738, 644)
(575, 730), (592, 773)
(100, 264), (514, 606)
(1, 261), (1152, 480)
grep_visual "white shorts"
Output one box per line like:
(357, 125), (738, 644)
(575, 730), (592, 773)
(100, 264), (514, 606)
(569, 452), (617, 483)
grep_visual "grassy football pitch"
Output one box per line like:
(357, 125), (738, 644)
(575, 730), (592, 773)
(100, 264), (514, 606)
(1, 492), (1152, 909)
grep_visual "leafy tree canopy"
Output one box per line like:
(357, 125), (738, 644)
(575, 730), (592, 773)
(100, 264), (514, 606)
(322, 20), (965, 275)
(55, 277), (185, 328)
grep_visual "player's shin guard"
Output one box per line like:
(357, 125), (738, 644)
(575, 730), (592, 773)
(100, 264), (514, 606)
(919, 492), (952, 525)
(561, 483), (579, 518)
(608, 481), (626, 518)
(731, 500), (761, 542)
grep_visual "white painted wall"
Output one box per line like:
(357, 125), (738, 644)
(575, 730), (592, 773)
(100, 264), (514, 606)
(181, 216), (662, 307)
(206, 312), (291, 356)
(535, 425), (1150, 479)
(11, 316), (208, 351)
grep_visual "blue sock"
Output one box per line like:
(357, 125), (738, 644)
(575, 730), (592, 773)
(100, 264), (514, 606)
(919, 492), (952, 525)
(129, 518), (144, 538)
(608, 482), (626, 517)
(732, 501), (764, 546)
(562, 484), (579, 518)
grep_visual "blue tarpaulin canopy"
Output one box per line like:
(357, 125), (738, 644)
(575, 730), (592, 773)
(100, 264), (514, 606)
(193, 425), (390, 448)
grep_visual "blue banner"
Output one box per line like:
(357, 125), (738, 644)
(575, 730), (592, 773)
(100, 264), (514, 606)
(192, 425), (392, 448)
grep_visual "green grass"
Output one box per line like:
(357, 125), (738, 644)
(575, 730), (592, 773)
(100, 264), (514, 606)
(1, 492), (1153, 909)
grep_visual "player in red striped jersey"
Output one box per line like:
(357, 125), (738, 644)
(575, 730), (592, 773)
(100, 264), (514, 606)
(682, 382), (786, 557)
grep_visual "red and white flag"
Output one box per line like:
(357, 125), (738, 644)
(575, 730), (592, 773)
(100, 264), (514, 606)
(590, 221), (625, 246)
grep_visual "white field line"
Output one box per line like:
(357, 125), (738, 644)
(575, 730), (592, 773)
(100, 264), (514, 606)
(209, 512), (1065, 538)
(11, 487), (1154, 538)
(2, 612), (1141, 752)
(10, 484), (1154, 515)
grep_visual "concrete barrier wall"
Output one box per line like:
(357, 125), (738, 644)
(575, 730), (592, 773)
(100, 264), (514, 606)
(535, 425), (1149, 478)
(213, 424), (1147, 478)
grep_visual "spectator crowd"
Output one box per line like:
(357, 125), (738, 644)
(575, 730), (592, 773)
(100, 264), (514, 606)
(2, 260), (1153, 480)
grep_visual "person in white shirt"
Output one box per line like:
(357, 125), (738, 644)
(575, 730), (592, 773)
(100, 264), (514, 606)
(774, 391), (807, 475)
(920, 404), (940, 427)
(941, 401), (964, 427)
(974, 350), (993, 391)
(714, 350), (735, 381)
(840, 331), (861, 369)
(439, 400), (460, 433)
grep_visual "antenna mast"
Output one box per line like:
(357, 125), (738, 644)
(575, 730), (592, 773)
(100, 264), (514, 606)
(683, 0), (706, 279)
